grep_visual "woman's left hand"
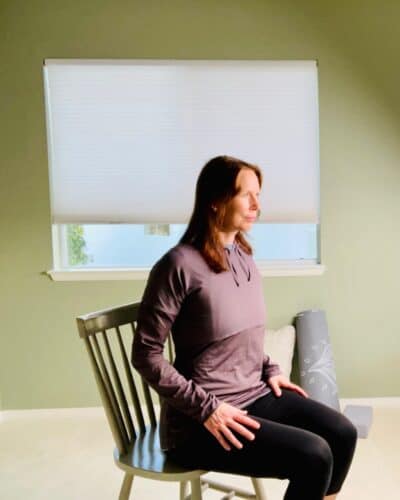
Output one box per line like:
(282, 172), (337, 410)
(268, 374), (308, 398)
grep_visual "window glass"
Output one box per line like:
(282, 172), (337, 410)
(61, 223), (318, 268)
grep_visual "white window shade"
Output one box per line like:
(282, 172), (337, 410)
(43, 59), (319, 224)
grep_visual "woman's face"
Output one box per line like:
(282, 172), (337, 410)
(220, 168), (261, 234)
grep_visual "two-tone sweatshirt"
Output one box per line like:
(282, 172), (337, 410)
(131, 241), (281, 450)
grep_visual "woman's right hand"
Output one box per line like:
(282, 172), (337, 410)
(203, 402), (261, 451)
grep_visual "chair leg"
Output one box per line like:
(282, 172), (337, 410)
(179, 480), (190, 500)
(251, 477), (267, 500)
(118, 473), (134, 500)
(190, 478), (203, 500)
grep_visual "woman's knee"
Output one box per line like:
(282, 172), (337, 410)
(285, 434), (333, 496)
(335, 414), (358, 450)
(303, 435), (334, 476)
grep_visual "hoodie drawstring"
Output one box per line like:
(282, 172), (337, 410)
(224, 243), (251, 286)
(236, 246), (251, 282)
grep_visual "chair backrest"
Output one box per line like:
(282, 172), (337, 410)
(76, 302), (174, 456)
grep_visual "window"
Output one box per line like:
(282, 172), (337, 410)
(44, 60), (322, 279)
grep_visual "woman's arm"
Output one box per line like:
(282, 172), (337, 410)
(262, 354), (282, 380)
(131, 250), (220, 423)
(262, 355), (308, 398)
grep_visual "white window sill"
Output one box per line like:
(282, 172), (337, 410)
(46, 263), (325, 281)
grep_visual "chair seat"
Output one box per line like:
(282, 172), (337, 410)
(114, 425), (206, 481)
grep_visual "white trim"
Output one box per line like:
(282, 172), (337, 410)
(45, 59), (317, 66)
(339, 397), (400, 409)
(46, 263), (326, 281)
(1, 398), (399, 421)
(258, 263), (325, 277)
(0, 406), (106, 421)
(46, 268), (150, 281)
(51, 224), (64, 269)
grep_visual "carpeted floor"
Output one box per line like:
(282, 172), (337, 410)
(1, 399), (399, 499)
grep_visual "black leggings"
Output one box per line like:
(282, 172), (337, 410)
(168, 390), (357, 499)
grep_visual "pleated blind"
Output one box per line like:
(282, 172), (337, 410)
(43, 59), (319, 224)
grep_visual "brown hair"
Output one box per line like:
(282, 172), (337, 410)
(179, 155), (262, 272)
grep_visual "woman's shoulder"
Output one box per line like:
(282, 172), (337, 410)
(154, 243), (208, 274)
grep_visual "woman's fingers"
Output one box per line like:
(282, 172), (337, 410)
(219, 416), (259, 448)
(281, 379), (308, 398)
(228, 419), (256, 441)
(235, 412), (261, 430)
(204, 420), (232, 450)
(269, 379), (282, 397)
(214, 430), (232, 451)
(269, 375), (309, 398)
(289, 383), (309, 398)
(220, 425), (244, 449)
(204, 403), (262, 450)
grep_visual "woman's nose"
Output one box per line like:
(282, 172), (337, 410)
(250, 195), (259, 210)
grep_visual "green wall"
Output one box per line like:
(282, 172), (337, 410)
(1, 0), (399, 410)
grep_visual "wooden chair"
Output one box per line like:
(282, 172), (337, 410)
(76, 302), (268, 500)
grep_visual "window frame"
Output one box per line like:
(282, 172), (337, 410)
(46, 224), (325, 280)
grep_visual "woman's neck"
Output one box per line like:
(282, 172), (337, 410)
(217, 231), (238, 247)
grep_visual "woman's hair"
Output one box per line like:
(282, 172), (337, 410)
(179, 155), (262, 272)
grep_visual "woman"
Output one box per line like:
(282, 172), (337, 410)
(132, 155), (357, 499)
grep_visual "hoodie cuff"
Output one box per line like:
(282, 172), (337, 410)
(198, 394), (221, 423)
(263, 364), (282, 381)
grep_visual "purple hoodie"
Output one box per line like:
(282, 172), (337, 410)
(131, 241), (281, 450)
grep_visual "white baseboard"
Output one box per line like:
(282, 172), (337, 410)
(339, 397), (400, 409)
(0, 406), (106, 422)
(1, 397), (399, 422)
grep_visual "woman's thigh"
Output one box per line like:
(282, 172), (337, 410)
(247, 389), (339, 428)
(247, 388), (357, 494)
(248, 389), (357, 453)
(168, 402), (333, 480)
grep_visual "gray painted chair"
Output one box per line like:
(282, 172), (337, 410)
(76, 302), (267, 500)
